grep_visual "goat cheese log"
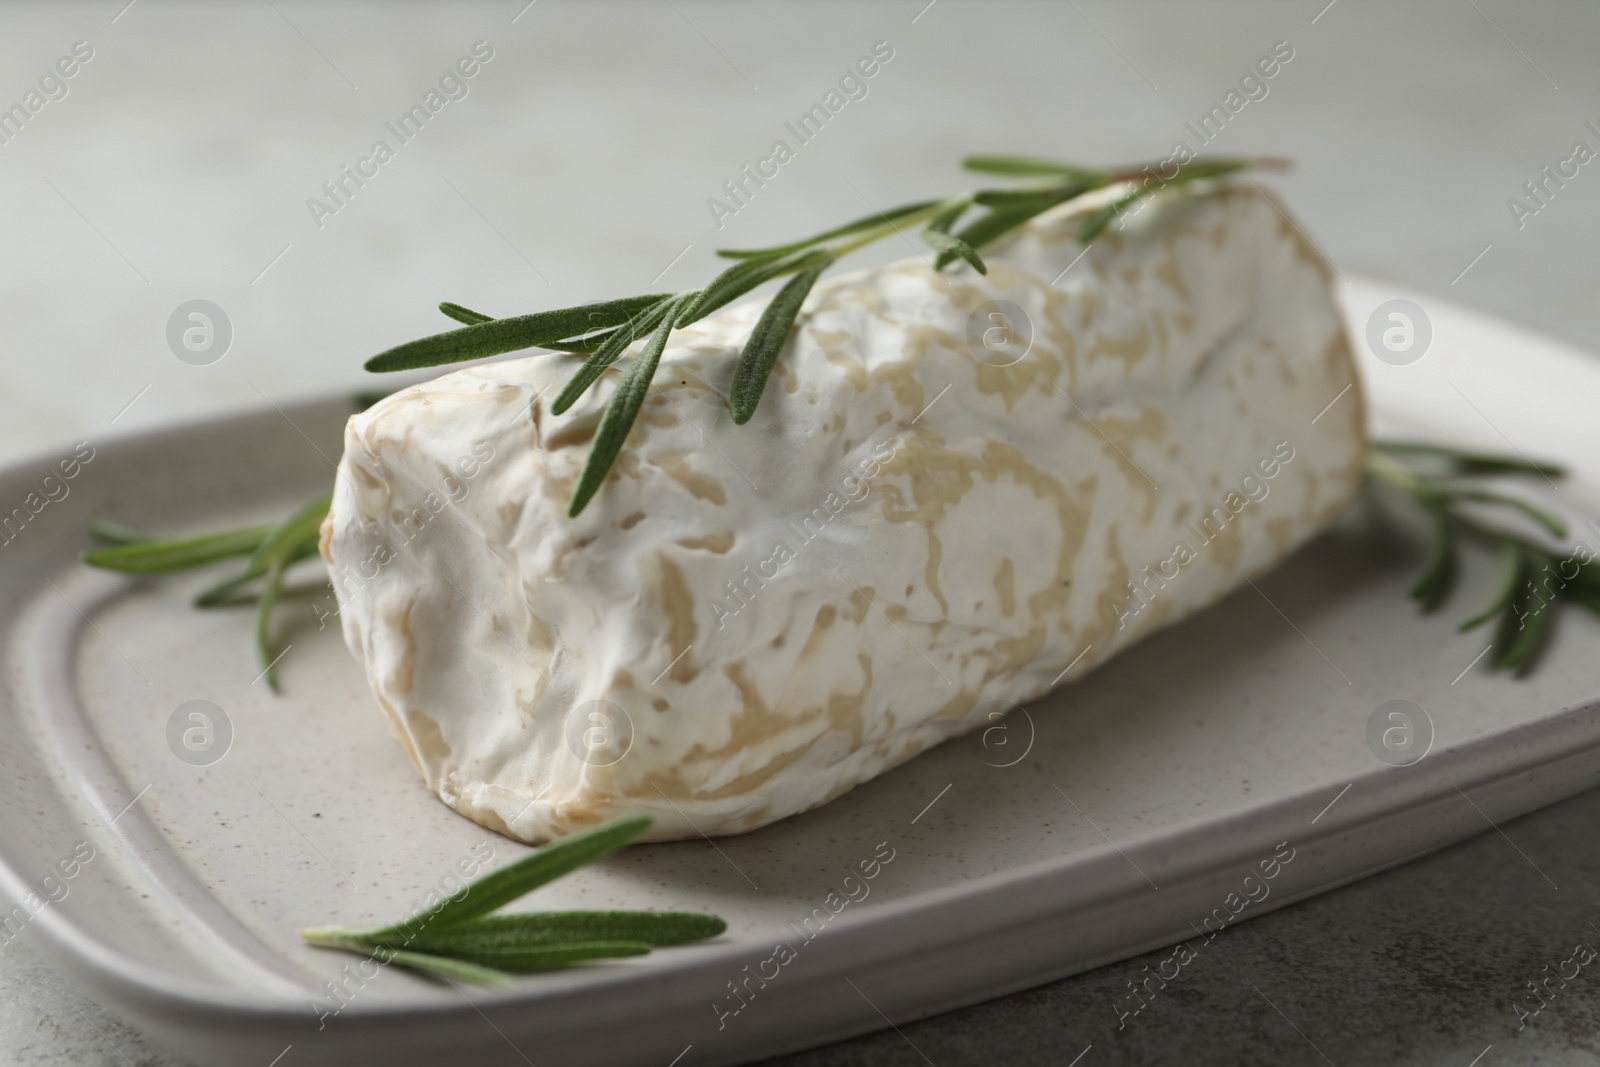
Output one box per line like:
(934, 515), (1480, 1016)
(322, 183), (1365, 843)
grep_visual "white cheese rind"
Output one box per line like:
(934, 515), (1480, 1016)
(323, 184), (1365, 843)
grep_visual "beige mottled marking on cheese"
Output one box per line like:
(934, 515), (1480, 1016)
(654, 452), (728, 506)
(407, 710), (452, 763)
(995, 557), (1016, 617)
(676, 531), (735, 554)
(653, 555), (699, 684)
(321, 182), (1368, 844)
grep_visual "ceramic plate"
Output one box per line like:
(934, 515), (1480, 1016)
(3, 278), (1598, 1067)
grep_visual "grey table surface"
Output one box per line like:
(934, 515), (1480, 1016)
(2, 1), (1599, 1064)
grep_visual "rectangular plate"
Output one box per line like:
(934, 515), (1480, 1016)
(4, 278), (1599, 1067)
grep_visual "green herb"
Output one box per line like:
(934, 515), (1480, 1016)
(364, 153), (1279, 517)
(86, 519), (152, 545)
(729, 254), (834, 424)
(82, 523), (276, 573)
(81, 495), (330, 691)
(566, 293), (692, 516)
(299, 814), (725, 986)
(1366, 441), (1595, 676)
(365, 295), (672, 374)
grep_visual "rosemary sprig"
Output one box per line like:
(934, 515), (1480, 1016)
(81, 495), (330, 690)
(81, 153), (1300, 686)
(365, 153), (1279, 517)
(1366, 440), (1597, 676)
(299, 814), (725, 986)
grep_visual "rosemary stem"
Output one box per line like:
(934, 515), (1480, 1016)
(827, 203), (947, 258)
(298, 926), (375, 948)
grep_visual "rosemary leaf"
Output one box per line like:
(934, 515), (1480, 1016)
(936, 201), (1065, 270)
(388, 814), (656, 934)
(1160, 159), (1253, 183)
(543, 329), (621, 354)
(1441, 488), (1567, 538)
(1073, 162), (1250, 245)
(377, 947), (519, 985)
(1081, 161), (1254, 249)
(923, 196), (972, 234)
(1490, 570), (1524, 655)
(298, 931), (518, 987)
(1572, 560), (1600, 592)
(676, 249), (828, 328)
(194, 541), (321, 607)
(919, 196), (986, 273)
(1498, 550), (1558, 674)
(1460, 542), (1523, 632)
(1571, 584), (1600, 618)
(1370, 440), (1582, 679)
(922, 229), (987, 274)
(311, 924), (653, 972)
(196, 579), (327, 609)
(1409, 506), (1457, 611)
(83, 496), (328, 688)
(1372, 441), (1566, 480)
(87, 520), (151, 545)
(255, 559), (288, 691)
(220, 495), (323, 687)
(435, 300), (614, 355)
(972, 187), (1079, 210)
(371, 933), (653, 972)
(194, 570), (264, 609)
(715, 200), (942, 260)
(672, 256), (789, 327)
(365, 294), (672, 373)
(567, 297), (687, 517)
(404, 910), (727, 950)
(551, 297), (677, 416)
(414, 939), (652, 971)
(246, 494), (333, 575)
(963, 155), (1102, 178)
(729, 256), (831, 424)
(82, 524), (274, 574)
(301, 815), (724, 984)
(440, 302), (493, 326)
(445, 304), (621, 354)
(1078, 193), (1141, 243)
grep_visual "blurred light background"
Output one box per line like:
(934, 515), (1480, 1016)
(2, 2), (1598, 1064)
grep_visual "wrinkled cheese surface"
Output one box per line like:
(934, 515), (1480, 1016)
(323, 185), (1366, 843)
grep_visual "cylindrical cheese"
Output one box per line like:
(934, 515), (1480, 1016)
(323, 183), (1366, 843)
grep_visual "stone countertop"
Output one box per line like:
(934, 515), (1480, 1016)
(2, 1), (1597, 1064)
(756, 780), (1600, 1066)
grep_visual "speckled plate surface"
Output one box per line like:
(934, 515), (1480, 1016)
(2, 278), (1598, 1067)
